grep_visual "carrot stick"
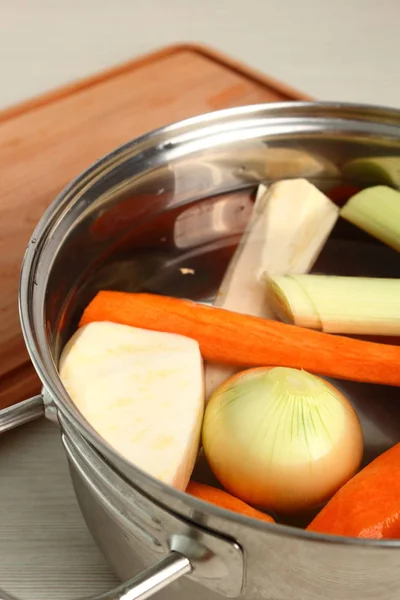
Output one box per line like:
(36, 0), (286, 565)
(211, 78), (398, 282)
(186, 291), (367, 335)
(307, 443), (400, 539)
(186, 481), (274, 523)
(79, 291), (400, 387)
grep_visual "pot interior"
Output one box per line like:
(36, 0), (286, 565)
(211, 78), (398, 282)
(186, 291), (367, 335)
(21, 102), (400, 530)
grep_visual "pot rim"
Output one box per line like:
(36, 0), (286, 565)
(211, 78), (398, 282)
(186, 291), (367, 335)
(19, 100), (400, 548)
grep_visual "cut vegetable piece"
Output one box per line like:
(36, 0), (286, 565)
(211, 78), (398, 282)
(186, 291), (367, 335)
(205, 179), (339, 397)
(256, 179), (339, 275)
(266, 275), (321, 330)
(202, 367), (363, 513)
(255, 183), (268, 202)
(205, 186), (268, 396)
(186, 481), (275, 523)
(59, 321), (204, 490)
(267, 275), (400, 336)
(341, 186), (400, 252)
(211, 182), (269, 318)
(342, 156), (400, 188)
(307, 442), (400, 539)
(80, 291), (400, 387)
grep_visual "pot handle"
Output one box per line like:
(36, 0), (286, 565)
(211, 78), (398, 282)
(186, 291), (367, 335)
(0, 395), (44, 434)
(0, 396), (194, 600)
(0, 551), (191, 600)
(87, 553), (192, 600)
(0, 397), (244, 600)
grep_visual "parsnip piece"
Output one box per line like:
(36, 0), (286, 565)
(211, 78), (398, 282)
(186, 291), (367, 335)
(341, 186), (400, 252)
(258, 179), (339, 274)
(59, 321), (204, 490)
(255, 183), (268, 202)
(267, 274), (400, 336)
(205, 179), (339, 398)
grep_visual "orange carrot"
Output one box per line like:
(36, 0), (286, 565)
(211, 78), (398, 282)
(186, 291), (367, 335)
(186, 481), (274, 523)
(307, 443), (400, 539)
(79, 291), (400, 387)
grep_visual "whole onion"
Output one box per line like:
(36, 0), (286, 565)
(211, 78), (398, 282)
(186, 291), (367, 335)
(202, 366), (364, 514)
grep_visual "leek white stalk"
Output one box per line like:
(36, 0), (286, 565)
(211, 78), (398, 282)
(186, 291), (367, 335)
(205, 179), (339, 397)
(266, 274), (400, 336)
(202, 367), (363, 514)
(340, 186), (400, 252)
(59, 321), (204, 490)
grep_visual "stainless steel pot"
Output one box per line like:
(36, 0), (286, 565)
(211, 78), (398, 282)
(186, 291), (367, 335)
(1, 101), (400, 600)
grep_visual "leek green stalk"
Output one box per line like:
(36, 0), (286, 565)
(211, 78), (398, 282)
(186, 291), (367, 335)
(266, 274), (400, 336)
(342, 157), (400, 188)
(340, 186), (400, 252)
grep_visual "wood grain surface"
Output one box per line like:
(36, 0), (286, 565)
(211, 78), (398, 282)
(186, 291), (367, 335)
(0, 43), (308, 410)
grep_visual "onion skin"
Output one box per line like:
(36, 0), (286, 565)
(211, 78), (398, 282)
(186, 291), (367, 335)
(202, 367), (364, 514)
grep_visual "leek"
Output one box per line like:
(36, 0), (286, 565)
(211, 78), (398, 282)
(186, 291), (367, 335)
(342, 156), (400, 189)
(341, 186), (400, 252)
(267, 274), (400, 336)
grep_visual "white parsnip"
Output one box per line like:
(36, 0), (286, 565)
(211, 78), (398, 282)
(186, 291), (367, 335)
(205, 179), (339, 398)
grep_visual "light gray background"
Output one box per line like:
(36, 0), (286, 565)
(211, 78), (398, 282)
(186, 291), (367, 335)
(0, 1), (399, 599)
(1, 0), (400, 110)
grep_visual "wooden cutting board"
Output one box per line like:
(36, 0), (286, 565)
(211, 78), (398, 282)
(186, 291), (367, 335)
(0, 43), (310, 410)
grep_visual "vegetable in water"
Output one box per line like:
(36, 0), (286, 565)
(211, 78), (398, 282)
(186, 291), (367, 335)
(205, 182), (269, 397)
(255, 183), (267, 202)
(205, 178), (339, 397)
(59, 321), (204, 490)
(341, 186), (400, 252)
(266, 274), (400, 336)
(186, 481), (275, 523)
(202, 367), (363, 513)
(342, 156), (400, 189)
(67, 169), (400, 536)
(80, 291), (400, 387)
(307, 442), (400, 539)
(255, 179), (339, 275)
